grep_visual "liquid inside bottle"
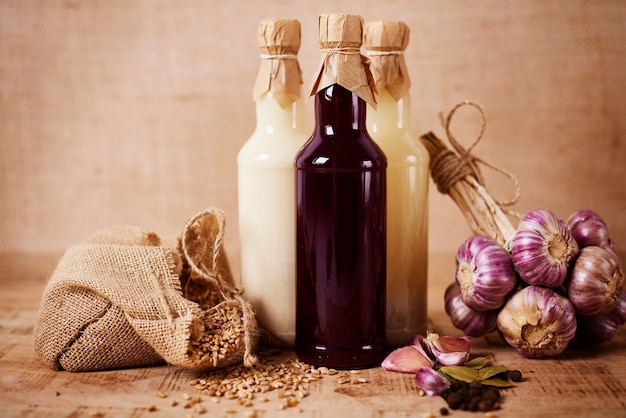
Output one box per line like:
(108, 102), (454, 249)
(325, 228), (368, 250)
(238, 91), (306, 345)
(364, 20), (429, 345)
(295, 84), (387, 368)
(368, 88), (429, 346)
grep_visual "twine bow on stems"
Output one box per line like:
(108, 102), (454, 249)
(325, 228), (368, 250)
(420, 101), (521, 245)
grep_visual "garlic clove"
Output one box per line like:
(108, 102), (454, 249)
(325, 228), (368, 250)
(424, 332), (471, 366)
(415, 365), (450, 396)
(381, 345), (433, 373)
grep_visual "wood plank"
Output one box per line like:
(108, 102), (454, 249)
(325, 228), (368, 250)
(1, 254), (625, 417)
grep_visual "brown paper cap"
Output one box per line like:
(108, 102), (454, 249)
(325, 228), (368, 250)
(308, 13), (377, 108)
(253, 19), (303, 108)
(363, 21), (411, 101)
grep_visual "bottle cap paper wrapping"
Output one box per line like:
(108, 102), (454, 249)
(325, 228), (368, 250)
(364, 20), (411, 101)
(253, 18), (303, 108)
(309, 13), (377, 108)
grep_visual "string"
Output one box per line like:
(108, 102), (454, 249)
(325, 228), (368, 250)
(364, 50), (404, 56)
(434, 101), (521, 208)
(260, 53), (297, 60)
(320, 47), (361, 55)
(181, 209), (258, 367)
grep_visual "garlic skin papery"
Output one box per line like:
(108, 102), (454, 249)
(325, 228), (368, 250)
(567, 246), (624, 316)
(444, 282), (498, 337)
(510, 209), (579, 288)
(455, 235), (517, 311)
(496, 286), (577, 358)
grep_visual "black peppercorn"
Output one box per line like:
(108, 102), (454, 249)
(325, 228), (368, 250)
(467, 395), (481, 411)
(478, 399), (494, 412)
(482, 387), (501, 401)
(446, 391), (465, 409)
(440, 377), (507, 413)
(506, 369), (523, 382)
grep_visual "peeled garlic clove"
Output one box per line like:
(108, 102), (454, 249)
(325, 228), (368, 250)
(444, 282), (499, 337)
(497, 286), (577, 358)
(408, 334), (431, 354)
(567, 246), (624, 316)
(415, 365), (450, 396)
(424, 332), (471, 366)
(510, 209), (579, 287)
(566, 209), (615, 252)
(381, 345), (433, 373)
(455, 235), (518, 311)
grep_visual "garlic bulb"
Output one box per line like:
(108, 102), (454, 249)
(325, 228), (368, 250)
(566, 209), (614, 252)
(612, 287), (626, 326)
(510, 209), (579, 287)
(576, 287), (626, 344)
(444, 282), (499, 337)
(567, 246), (624, 316)
(575, 313), (619, 344)
(455, 235), (517, 311)
(496, 286), (577, 358)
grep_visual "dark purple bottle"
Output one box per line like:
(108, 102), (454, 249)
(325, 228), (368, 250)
(295, 81), (387, 368)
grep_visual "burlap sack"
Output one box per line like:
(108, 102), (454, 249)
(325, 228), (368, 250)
(34, 208), (258, 372)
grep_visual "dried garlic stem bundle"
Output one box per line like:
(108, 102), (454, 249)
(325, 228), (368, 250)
(419, 102), (519, 245)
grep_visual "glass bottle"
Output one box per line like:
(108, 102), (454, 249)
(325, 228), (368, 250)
(364, 21), (430, 346)
(295, 13), (387, 368)
(237, 19), (307, 346)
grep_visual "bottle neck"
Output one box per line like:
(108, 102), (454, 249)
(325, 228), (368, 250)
(314, 84), (368, 138)
(367, 88), (411, 133)
(255, 91), (305, 134)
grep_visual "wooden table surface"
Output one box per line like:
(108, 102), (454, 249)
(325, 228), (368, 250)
(1, 252), (625, 418)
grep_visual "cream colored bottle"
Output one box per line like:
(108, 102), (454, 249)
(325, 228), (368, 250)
(237, 19), (307, 346)
(364, 21), (430, 346)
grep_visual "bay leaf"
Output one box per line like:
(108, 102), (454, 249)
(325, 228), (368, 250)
(438, 366), (479, 383)
(465, 356), (490, 369)
(479, 365), (509, 381)
(481, 377), (516, 388)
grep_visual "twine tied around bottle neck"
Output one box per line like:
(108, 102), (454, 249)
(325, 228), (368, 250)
(260, 53), (298, 60)
(320, 47), (361, 55)
(430, 101), (521, 209)
(364, 50), (404, 56)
